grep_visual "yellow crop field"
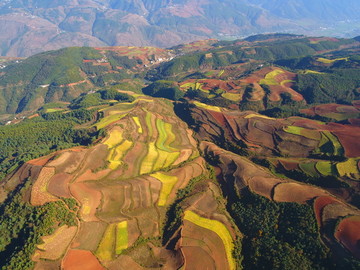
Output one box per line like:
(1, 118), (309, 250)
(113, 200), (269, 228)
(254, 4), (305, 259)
(151, 172), (178, 206)
(96, 223), (116, 261)
(45, 108), (65, 113)
(103, 130), (123, 148)
(222, 92), (242, 101)
(116, 221), (128, 255)
(145, 111), (153, 137)
(245, 114), (274, 120)
(140, 142), (159, 174)
(163, 152), (180, 168)
(260, 69), (284, 85)
(336, 158), (359, 179)
(280, 79), (295, 86)
(184, 211), (235, 270)
(181, 82), (209, 93)
(304, 69), (324, 74)
(132, 116), (143, 133)
(194, 101), (222, 112)
(317, 57), (348, 64)
(95, 114), (126, 129)
(108, 140), (133, 170)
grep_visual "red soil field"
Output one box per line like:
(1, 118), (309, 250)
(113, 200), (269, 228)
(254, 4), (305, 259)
(313, 196), (339, 226)
(332, 128), (360, 158)
(353, 100), (360, 109)
(27, 155), (54, 166)
(279, 159), (299, 171)
(208, 110), (227, 126)
(62, 249), (104, 270)
(335, 216), (360, 259)
(273, 183), (328, 203)
(349, 118), (360, 126)
(268, 85), (303, 102)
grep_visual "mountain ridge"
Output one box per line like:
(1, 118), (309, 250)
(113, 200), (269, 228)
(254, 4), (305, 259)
(1, 0), (360, 57)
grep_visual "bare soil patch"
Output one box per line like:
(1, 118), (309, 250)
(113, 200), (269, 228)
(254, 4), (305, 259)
(62, 249), (105, 270)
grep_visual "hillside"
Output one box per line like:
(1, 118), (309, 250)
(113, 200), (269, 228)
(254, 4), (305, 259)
(1, 0), (360, 56)
(0, 35), (360, 269)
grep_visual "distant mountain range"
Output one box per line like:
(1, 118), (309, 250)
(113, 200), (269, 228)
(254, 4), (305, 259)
(1, 0), (360, 56)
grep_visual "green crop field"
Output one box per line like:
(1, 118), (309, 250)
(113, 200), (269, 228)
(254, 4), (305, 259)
(116, 221), (128, 255)
(315, 161), (336, 176)
(299, 162), (319, 177)
(284, 126), (320, 140)
(260, 69), (284, 85)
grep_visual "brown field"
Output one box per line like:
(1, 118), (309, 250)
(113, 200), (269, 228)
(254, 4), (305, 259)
(76, 169), (111, 182)
(335, 216), (360, 258)
(81, 144), (109, 172)
(34, 225), (77, 261)
(132, 207), (161, 238)
(322, 203), (358, 226)
(70, 182), (102, 222)
(332, 127), (360, 158)
(47, 150), (87, 174)
(278, 159), (299, 171)
(62, 249), (105, 270)
(34, 260), (61, 270)
(181, 220), (229, 270)
(182, 246), (215, 270)
(47, 173), (72, 197)
(105, 255), (143, 270)
(31, 167), (58, 206)
(313, 196), (339, 226)
(249, 176), (282, 199)
(71, 221), (107, 251)
(301, 103), (359, 121)
(273, 183), (328, 203)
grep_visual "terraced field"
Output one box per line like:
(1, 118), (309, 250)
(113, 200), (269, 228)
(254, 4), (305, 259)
(184, 210), (235, 270)
(1, 80), (360, 269)
(9, 95), (221, 269)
